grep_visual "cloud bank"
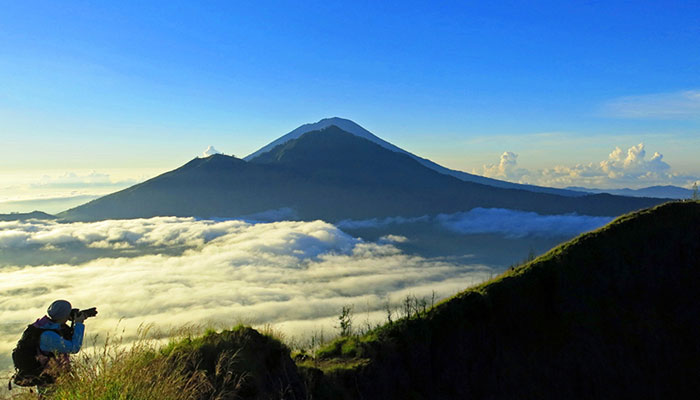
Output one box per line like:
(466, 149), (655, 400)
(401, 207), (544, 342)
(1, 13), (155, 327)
(475, 143), (698, 189)
(435, 208), (611, 238)
(0, 217), (493, 371)
(29, 171), (139, 190)
(339, 208), (610, 238)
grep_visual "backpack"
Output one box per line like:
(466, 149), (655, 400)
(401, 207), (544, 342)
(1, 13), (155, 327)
(11, 324), (72, 387)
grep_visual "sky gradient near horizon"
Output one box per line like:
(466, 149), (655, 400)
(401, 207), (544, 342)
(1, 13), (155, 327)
(2, 1), (700, 211)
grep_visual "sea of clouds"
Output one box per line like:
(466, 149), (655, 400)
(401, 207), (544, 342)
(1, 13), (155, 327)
(0, 216), (498, 371)
(0, 208), (612, 371)
(338, 208), (612, 238)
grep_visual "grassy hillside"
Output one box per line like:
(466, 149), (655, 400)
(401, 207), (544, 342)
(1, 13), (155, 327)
(20, 201), (699, 399)
(307, 200), (700, 399)
(8, 326), (303, 400)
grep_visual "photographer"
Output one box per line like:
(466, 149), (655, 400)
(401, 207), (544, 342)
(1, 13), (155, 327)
(38, 300), (86, 357)
(11, 300), (97, 390)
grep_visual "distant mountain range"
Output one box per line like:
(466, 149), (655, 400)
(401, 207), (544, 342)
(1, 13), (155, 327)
(0, 211), (56, 221)
(60, 122), (666, 222)
(567, 185), (693, 199)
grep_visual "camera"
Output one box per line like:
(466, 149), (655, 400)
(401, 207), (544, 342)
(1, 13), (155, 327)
(69, 307), (98, 321)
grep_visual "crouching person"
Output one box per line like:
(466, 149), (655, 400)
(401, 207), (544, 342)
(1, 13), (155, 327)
(10, 300), (95, 394)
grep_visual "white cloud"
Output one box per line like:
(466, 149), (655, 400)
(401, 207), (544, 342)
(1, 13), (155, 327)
(379, 235), (409, 243)
(0, 217), (239, 250)
(597, 143), (670, 178)
(0, 230), (32, 249)
(478, 151), (529, 181)
(474, 143), (698, 189)
(0, 217), (493, 371)
(603, 89), (700, 119)
(202, 146), (222, 157)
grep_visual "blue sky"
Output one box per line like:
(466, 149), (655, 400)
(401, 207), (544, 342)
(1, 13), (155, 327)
(1, 1), (699, 210)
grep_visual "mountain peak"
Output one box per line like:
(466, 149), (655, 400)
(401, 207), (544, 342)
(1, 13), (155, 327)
(242, 118), (590, 197)
(286, 117), (366, 134)
(243, 117), (404, 161)
(316, 116), (358, 125)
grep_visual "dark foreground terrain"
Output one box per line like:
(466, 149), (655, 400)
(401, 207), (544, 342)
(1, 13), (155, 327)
(159, 201), (699, 399)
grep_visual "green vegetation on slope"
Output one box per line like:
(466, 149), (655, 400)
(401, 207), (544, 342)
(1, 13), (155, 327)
(8, 328), (206, 400)
(7, 326), (305, 400)
(161, 325), (306, 399)
(308, 200), (700, 399)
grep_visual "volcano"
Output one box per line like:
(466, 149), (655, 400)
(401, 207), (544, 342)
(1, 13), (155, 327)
(60, 123), (665, 222)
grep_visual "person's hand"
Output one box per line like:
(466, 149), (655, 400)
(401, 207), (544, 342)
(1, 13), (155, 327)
(73, 313), (87, 324)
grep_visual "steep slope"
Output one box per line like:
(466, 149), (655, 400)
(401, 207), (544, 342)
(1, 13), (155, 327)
(245, 117), (586, 197)
(251, 126), (662, 217)
(58, 155), (300, 221)
(60, 126), (665, 221)
(307, 201), (700, 399)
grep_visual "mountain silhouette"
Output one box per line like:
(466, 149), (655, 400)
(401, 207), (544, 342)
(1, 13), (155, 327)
(60, 125), (665, 221)
(246, 117), (585, 197)
(0, 211), (56, 221)
(567, 184), (693, 199)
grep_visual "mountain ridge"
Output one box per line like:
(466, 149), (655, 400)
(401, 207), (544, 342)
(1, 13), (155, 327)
(567, 184), (694, 199)
(245, 117), (586, 197)
(0, 210), (56, 221)
(59, 126), (666, 222)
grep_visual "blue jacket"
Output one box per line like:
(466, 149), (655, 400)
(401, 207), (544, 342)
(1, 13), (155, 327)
(33, 316), (85, 354)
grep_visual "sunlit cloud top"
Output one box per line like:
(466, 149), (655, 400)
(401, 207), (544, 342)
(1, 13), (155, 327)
(474, 143), (698, 189)
(0, 216), (495, 370)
